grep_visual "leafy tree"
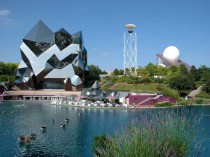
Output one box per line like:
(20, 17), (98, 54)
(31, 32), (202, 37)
(131, 67), (136, 75)
(178, 64), (188, 75)
(0, 61), (18, 83)
(137, 67), (149, 78)
(198, 65), (210, 83)
(101, 70), (108, 74)
(169, 76), (196, 95)
(112, 68), (119, 75)
(118, 69), (124, 75)
(156, 65), (168, 76)
(167, 66), (178, 78)
(190, 65), (200, 81)
(145, 63), (157, 78)
(0, 61), (5, 75)
(203, 79), (210, 94)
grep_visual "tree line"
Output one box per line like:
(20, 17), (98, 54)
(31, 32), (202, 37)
(111, 63), (210, 94)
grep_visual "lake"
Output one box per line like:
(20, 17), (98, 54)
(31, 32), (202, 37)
(0, 101), (209, 157)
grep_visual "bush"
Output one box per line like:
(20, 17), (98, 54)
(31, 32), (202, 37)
(154, 102), (174, 107)
(92, 108), (203, 157)
(157, 86), (179, 99)
(92, 134), (110, 157)
(195, 99), (203, 104)
(169, 76), (196, 92)
(0, 75), (16, 83)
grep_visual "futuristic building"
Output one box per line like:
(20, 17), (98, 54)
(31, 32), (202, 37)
(15, 20), (90, 91)
(156, 46), (191, 70)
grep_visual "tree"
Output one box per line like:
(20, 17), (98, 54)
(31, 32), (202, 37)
(203, 79), (210, 94)
(157, 65), (168, 77)
(169, 76), (196, 95)
(112, 68), (119, 75)
(137, 67), (149, 78)
(0, 62), (5, 75)
(189, 65), (200, 81)
(198, 65), (210, 83)
(145, 63), (157, 78)
(178, 64), (188, 75)
(118, 69), (124, 75)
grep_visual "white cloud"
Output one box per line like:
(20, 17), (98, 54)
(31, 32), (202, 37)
(0, 9), (10, 16)
(0, 9), (16, 26)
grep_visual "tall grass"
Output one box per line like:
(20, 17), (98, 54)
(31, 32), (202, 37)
(93, 108), (204, 157)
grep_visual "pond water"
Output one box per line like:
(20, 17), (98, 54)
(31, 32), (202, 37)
(0, 101), (209, 157)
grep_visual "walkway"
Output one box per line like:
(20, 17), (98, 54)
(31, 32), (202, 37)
(188, 85), (203, 98)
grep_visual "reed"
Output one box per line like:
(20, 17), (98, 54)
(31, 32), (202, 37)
(93, 108), (204, 157)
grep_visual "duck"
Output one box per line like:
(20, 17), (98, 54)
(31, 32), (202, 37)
(41, 125), (47, 130)
(25, 136), (31, 143)
(18, 135), (25, 143)
(30, 133), (36, 139)
(65, 118), (69, 122)
(60, 123), (66, 128)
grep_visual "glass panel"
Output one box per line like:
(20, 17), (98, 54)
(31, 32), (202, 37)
(23, 39), (52, 56)
(55, 32), (72, 51)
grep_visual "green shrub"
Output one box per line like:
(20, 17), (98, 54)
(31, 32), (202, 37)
(195, 99), (203, 104)
(101, 82), (114, 91)
(92, 134), (110, 157)
(92, 108), (203, 157)
(154, 102), (174, 107)
(158, 86), (179, 99)
(0, 75), (16, 83)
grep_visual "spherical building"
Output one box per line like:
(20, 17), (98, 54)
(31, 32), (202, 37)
(163, 46), (180, 61)
(156, 46), (191, 70)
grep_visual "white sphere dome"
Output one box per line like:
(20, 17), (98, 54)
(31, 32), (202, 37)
(163, 46), (180, 61)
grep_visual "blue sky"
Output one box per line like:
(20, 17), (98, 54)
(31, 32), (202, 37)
(0, 0), (210, 72)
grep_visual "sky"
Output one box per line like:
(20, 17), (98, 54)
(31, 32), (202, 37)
(0, 0), (210, 72)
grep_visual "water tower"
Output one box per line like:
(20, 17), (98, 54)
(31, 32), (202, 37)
(123, 24), (137, 76)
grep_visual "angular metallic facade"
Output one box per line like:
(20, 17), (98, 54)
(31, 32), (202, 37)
(15, 20), (89, 90)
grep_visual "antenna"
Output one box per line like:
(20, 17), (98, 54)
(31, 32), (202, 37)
(123, 24), (137, 76)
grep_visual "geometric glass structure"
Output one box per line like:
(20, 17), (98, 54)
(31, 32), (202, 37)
(15, 20), (89, 91)
(123, 24), (137, 76)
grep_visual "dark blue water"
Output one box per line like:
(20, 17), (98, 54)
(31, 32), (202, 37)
(0, 101), (209, 157)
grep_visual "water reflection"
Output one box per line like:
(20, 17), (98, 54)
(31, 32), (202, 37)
(0, 102), (210, 157)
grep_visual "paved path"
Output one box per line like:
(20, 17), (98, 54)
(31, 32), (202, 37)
(188, 85), (203, 98)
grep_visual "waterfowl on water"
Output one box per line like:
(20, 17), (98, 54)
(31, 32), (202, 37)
(60, 123), (66, 128)
(25, 136), (31, 143)
(18, 135), (25, 143)
(65, 118), (69, 122)
(30, 133), (36, 139)
(41, 125), (47, 130)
